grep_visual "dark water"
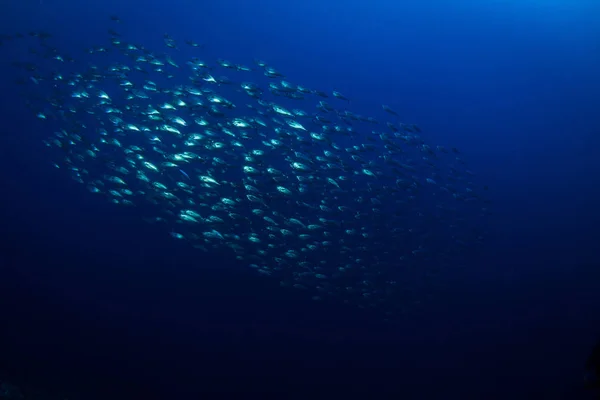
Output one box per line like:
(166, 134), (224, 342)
(1, 1), (599, 398)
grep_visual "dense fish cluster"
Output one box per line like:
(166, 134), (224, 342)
(2, 19), (489, 316)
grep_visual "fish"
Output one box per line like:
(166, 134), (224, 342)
(185, 40), (202, 48)
(382, 104), (399, 116)
(1, 17), (490, 319)
(332, 89), (350, 102)
(179, 169), (190, 180)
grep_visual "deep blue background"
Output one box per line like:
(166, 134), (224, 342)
(1, 1), (599, 398)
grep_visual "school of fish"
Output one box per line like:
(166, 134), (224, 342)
(1, 18), (490, 317)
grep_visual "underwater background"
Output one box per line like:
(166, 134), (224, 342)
(0, 0), (599, 398)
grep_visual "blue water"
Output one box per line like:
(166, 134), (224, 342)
(1, 1), (599, 398)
